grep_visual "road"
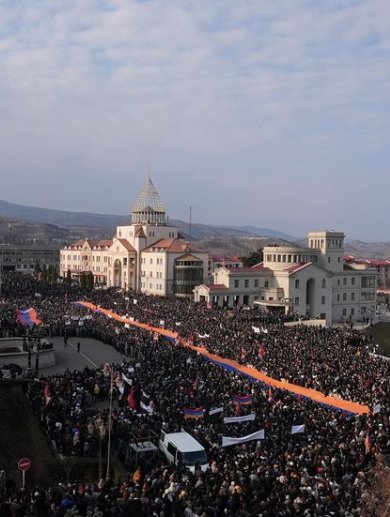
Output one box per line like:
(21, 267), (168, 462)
(42, 337), (125, 375)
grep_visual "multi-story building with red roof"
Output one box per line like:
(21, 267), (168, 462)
(194, 231), (377, 324)
(60, 177), (208, 296)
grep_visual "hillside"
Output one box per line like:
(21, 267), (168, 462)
(0, 199), (294, 243)
(195, 236), (293, 256)
(345, 240), (390, 260)
(0, 199), (388, 258)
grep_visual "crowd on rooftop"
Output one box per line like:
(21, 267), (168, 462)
(0, 272), (389, 516)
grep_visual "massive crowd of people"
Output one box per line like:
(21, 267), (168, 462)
(0, 272), (389, 516)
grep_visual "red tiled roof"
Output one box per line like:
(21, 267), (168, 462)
(175, 253), (203, 262)
(252, 262), (272, 271)
(211, 255), (242, 262)
(364, 259), (390, 267)
(218, 266), (271, 274)
(117, 239), (135, 252)
(98, 239), (113, 247)
(67, 239), (85, 249)
(285, 262), (312, 273)
(343, 256), (390, 267)
(143, 238), (203, 254)
(85, 240), (101, 248)
(136, 227), (147, 238)
(205, 284), (227, 290)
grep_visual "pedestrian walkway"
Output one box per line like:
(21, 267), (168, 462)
(43, 337), (124, 375)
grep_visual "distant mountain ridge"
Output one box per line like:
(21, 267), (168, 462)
(0, 199), (388, 259)
(0, 198), (295, 242)
(0, 199), (129, 229)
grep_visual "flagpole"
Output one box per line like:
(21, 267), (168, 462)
(105, 364), (114, 480)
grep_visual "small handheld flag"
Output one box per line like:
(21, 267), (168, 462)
(183, 408), (204, 419)
(232, 394), (252, 406)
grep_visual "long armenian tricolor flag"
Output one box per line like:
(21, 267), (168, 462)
(75, 301), (371, 415)
(16, 308), (42, 326)
(232, 394), (253, 406)
(183, 407), (205, 419)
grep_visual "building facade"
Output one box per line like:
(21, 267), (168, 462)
(194, 230), (377, 324)
(60, 178), (209, 297)
(0, 244), (59, 275)
(345, 256), (390, 289)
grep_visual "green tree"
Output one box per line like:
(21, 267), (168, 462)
(41, 264), (48, 284)
(80, 272), (87, 289)
(241, 248), (264, 268)
(86, 271), (94, 290)
(47, 265), (55, 284)
(34, 261), (42, 280)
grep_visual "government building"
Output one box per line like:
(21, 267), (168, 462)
(194, 230), (377, 324)
(60, 178), (209, 296)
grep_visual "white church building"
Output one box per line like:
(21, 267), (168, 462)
(194, 230), (377, 324)
(60, 178), (209, 297)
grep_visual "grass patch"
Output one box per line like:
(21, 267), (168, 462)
(368, 322), (390, 357)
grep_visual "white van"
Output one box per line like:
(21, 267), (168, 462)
(159, 431), (209, 472)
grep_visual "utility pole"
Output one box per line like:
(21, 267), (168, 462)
(189, 206), (192, 240)
(0, 244), (2, 298)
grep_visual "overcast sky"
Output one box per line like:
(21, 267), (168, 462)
(1, 0), (389, 240)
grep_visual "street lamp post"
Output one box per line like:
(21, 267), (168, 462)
(0, 244), (3, 298)
(35, 340), (41, 371)
(98, 431), (103, 480)
(105, 364), (114, 480)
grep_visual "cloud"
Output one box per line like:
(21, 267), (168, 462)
(0, 0), (389, 240)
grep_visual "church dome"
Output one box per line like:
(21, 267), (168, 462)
(131, 177), (166, 225)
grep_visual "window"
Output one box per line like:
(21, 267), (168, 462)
(295, 297), (299, 305)
(167, 442), (177, 457)
(124, 258), (127, 266)
(295, 279), (300, 289)
(254, 279), (259, 287)
(362, 276), (375, 288)
(320, 313), (326, 319)
(351, 293), (355, 301)
(337, 294), (340, 301)
(321, 296), (325, 304)
(342, 308), (347, 316)
(264, 280), (269, 288)
(328, 257), (331, 263)
(234, 279), (239, 288)
(351, 308), (355, 315)
(150, 258), (153, 264)
(343, 277), (347, 285)
(343, 293), (347, 301)
(244, 279), (249, 288)
(321, 279), (326, 288)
